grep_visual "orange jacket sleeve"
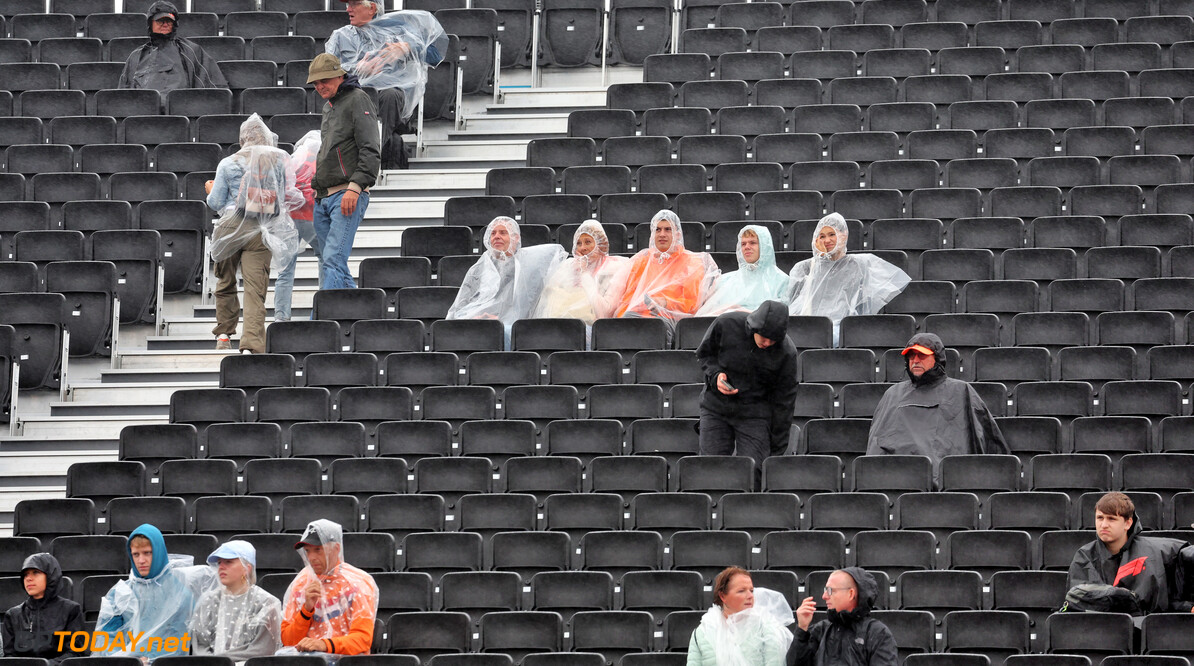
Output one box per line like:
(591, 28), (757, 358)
(280, 604), (313, 647)
(322, 593), (375, 655)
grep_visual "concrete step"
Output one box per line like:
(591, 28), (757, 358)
(409, 156), (525, 170)
(69, 382), (215, 404)
(363, 197), (448, 221)
(459, 113), (571, 135)
(378, 169), (488, 190)
(100, 368), (220, 384)
(418, 139), (528, 161)
(0, 436), (118, 453)
(50, 401), (170, 418)
(0, 450), (118, 477)
(496, 87), (608, 109)
(117, 350), (233, 370)
(16, 415), (167, 438)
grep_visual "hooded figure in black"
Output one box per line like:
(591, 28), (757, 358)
(866, 332), (1008, 484)
(787, 567), (898, 666)
(1068, 493), (1194, 617)
(118, 0), (227, 93)
(696, 299), (800, 473)
(2, 553), (86, 664)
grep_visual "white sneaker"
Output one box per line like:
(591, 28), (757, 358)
(215, 335), (232, 350)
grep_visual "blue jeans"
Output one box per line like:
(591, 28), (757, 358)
(313, 190), (369, 290)
(273, 219), (321, 322)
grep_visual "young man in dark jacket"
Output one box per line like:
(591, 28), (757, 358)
(2, 553), (86, 664)
(118, 0), (227, 93)
(789, 567), (898, 666)
(307, 53), (382, 291)
(1069, 491), (1194, 616)
(696, 299), (799, 473)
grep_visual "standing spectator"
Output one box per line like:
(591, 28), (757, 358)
(1067, 492), (1194, 616)
(613, 210), (720, 330)
(687, 567), (793, 666)
(307, 53), (382, 291)
(697, 225), (790, 317)
(273, 130), (325, 322)
(118, 1), (227, 92)
(280, 520), (379, 656)
(325, 0), (447, 170)
(866, 333), (1008, 483)
(786, 213), (910, 346)
(788, 568), (898, 666)
(190, 540), (283, 660)
(696, 300), (800, 470)
(206, 114), (303, 353)
(2, 553), (86, 664)
(95, 524), (218, 662)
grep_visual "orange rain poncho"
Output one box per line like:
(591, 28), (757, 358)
(613, 210), (719, 325)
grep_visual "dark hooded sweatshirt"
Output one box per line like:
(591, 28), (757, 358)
(118, 1), (227, 92)
(1069, 511), (1194, 615)
(787, 567), (898, 666)
(866, 332), (1008, 483)
(2, 553), (86, 664)
(697, 300), (799, 424)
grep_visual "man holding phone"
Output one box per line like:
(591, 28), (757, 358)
(696, 300), (800, 478)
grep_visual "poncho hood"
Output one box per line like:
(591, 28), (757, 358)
(903, 332), (948, 387)
(746, 300), (789, 343)
(828, 567), (879, 626)
(146, 0), (179, 40)
(21, 553), (64, 608)
(129, 523), (169, 580)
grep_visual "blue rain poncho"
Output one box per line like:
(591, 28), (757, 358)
(95, 524), (218, 662)
(533, 220), (629, 324)
(447, 217), (568, 330)
(189, 540), (282, 661)
(697, 225), (790, 317)
(787, 213), (911, 346)
(686, 588), (794, 666)
(324, 9), (447, 122)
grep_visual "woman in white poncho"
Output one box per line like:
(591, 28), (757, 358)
(687, 567), (793, 666)
(446, 216), (567, 347)
(786, 213), (911, 346)
(697, 225), (790, 317)
(189, 540), (282, 661)
(533, 219), (628, 324)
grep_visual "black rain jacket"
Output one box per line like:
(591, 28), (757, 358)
(1, 553), (87, 664)
(1068, 511), (1194, 615)
(787, 567), (899, 666)
(118, 1), (227, 93)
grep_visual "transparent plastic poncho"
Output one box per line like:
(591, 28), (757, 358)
(325, 10), (448, 122)
(447, 216), (568, 328)
(208, 114), (304, 268)
(533, 220), (629, 324)
(612, 210), (720, 326)
(96, 526), (219, 663)
(697, 588), (795, 666)
(189, 550), (282, 661)
(290, 130), (321, 224)
(697, 224), (790, 317)
(786, 212), (911, 345)
(280, 528), (379, 652)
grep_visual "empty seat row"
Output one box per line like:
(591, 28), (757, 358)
(0, 113), (318, 149)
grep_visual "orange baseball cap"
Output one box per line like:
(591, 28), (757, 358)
(902, 344), (934, 356)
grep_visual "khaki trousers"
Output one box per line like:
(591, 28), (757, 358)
(212, 232), (272, 353)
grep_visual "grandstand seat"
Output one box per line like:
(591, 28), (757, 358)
(158, 459), (238, 508)
(762, 454), (841, 499)
(895, 492), (980, 545)
(0, 289), (78, 389)
(942, 610), (1032, 665)
(193, 496), (272, 542)
(630, 492), (711, 543)
(65, 461), (145, 512)
(13, 499), (93, 542)
(609, 0), (671, 65)
(717, 492), (799, 545)
(1029, 454), (1112, 506)
(1047, 612), (1134, 664)
(947, 529), (1033, 582)
(897, 570), (983, 623)
(852, 529), (936, 579)
(243, 457), (322, 506)
(807, 492), (887, 543)
(254, 387), (331, 443)
(117, 423), (196, 477)
(619, 570), (704, 626)
(289, 421), (366, 470)
(569, 109), (636, 141)
(388, 612), (471, 664)
(871, 610), (935, 663)
(570, 611), (654, 664)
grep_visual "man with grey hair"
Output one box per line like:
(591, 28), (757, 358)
(325, 0), (446, 170)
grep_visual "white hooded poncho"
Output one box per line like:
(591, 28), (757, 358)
(686, 588), (794, 666)
(189, 542), (282, 661)
(697, 224), (790, 317)
(533, 219), (629, 324)
(786, 212), (911, 345)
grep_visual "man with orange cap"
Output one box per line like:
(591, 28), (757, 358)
(866, 333), (1008, 485)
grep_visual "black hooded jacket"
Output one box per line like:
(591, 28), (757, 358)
(118, 1), (227, 92)
(313, 74), (381, 198)
(1069, 511), (1194, 614)
(787, 568), (898, 666)
(2, 553), (86, 664)
(696, 300), (799, 421)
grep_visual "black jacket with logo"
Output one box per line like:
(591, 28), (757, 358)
(787, 567), (899, 666)
(1068, 512), (1194, 614)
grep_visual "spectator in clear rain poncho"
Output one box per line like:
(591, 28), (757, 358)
(686, 567), (794, 666)
(613, 210), (720, 333)
(533, 220), (629, 326)
(95, 524), (218, 662)
(786, 213), (911, 347)
(279, 520), (379, 658)
(189, 540), (282, 661)
(2, 553), (86, 664)
(273, 131), (324, 323)
(446, 217), (567, 346)
(205, 114), (303, 353)
(697, 225), (790, 317)
(118, 0), (227, 93)
(325, 0), (447, 170)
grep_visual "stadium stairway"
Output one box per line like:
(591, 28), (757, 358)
(0, 65), (642, 534)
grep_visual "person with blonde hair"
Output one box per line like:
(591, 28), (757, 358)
(190, 540), (282, 660)
(534, 219), (628, 324)
(687, 566), (793, 666)
(786, 213), (910, 346)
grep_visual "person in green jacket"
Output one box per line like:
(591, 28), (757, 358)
(687, 567), (794, 666)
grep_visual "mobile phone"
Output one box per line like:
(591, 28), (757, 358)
(721, 376), (735, 391)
